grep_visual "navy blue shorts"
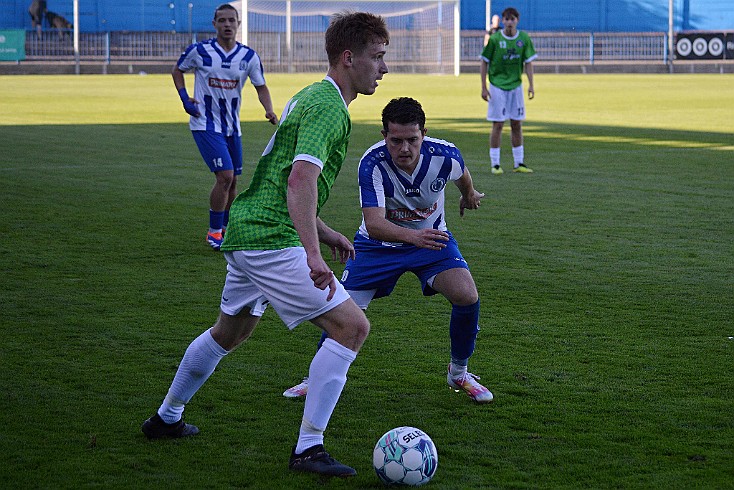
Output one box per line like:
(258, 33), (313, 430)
(192, 130), (242, 175)
(341, 231), (469, 299)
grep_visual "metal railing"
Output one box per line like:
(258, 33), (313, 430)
(461, 31), (669, 64)
(23, 31), (199, 61)
(21, 30), (671, 69)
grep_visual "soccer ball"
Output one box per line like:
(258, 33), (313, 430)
(373, 426), (438, 486)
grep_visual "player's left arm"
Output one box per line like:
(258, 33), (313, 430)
(316, 218), (355, 264)
(455, 167), (485, 217)
(525, 61), (535, 100)
(254, 84), (278, 125)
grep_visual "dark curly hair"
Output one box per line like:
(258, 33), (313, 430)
(381, 97), (426, 132)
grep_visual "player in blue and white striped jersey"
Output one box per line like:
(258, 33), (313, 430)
(284, 97), (494, 403)
(173, 3), (278, 250)
(356, 128), (466, 241)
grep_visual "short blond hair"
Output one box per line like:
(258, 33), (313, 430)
(324, 11), (389, 66)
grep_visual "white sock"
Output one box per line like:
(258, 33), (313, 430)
(157, 328), (228, 424)
(512, 145), (524, 167)
(489, 148), (500, 166)
(296, 338), (357, 454)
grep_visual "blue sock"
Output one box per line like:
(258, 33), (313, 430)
(223, 210), (229, 229)
(449, 300), (480, 364)
(316, 331), (328, 351)
(209, 209), (225, 231)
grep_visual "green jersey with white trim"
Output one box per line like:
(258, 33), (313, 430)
(221, 79), (351, 251)
(480, 30), (537, 91)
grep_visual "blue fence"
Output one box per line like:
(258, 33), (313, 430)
(2, 0), (733, 33)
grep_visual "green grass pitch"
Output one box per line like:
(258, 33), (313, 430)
(0, 73), (732, 488)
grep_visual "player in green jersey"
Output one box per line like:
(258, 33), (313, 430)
(142, 11), (389, 478)
(480, 7), (537, 174)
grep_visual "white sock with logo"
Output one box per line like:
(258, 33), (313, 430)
(296, 338), (357, 454)
(157, 328), (228, 424)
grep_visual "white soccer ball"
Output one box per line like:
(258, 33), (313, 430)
(373, 426), (438, 486)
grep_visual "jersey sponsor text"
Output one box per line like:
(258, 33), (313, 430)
(387, 203), (438, 222)
(209, 77), (238, 89)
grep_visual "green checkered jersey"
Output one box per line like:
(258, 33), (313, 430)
(221, 79), (351, 251)
(481, 30), (537, 90)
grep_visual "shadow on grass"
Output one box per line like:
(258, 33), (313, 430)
(429, 117), (734, 150)
(0, 119), (732, 172)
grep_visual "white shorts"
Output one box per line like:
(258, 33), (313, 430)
(220, 247), (351, 329)
(345, 288), (377, 310)
(486, 84), (526, 122)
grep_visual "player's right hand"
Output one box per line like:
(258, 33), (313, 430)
(265, 111), (278, 125)
(177, 87), (201, 117)
(481, 87), (490, 101)
(413, 229), (449, 250)
(182, 99), (201, 117)
(307, 255), (337, 301)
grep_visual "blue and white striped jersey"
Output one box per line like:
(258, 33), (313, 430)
(357, 136), (466, 243)
(177, 39), (266, 136)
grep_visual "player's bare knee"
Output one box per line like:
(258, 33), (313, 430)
(211, 309), (258, 350)
(329, 315), (370, 351)
(449, 287), (479, 307)
(353, 317), (370, 343)
(215, 172), (234, 189)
